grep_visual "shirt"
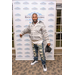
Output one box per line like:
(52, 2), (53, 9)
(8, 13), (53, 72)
(32, 40), (43, 44)
(32, 23), (43, 44)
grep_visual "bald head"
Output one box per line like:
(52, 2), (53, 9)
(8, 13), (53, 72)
(32, 13), (38, 17)
(32, 13), (38, 24)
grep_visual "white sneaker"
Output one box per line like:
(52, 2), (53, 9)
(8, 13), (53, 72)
(42, 64), (47, 71)
(31, 60), (38, 65)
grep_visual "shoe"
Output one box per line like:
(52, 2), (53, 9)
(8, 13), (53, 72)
(42, 64), (47, 71)
(31, 60), (38, 65)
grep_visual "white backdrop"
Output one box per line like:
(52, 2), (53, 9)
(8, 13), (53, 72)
(12, 0), (56, 60)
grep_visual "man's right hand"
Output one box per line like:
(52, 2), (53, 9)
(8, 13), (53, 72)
(20, 34), (22, 38)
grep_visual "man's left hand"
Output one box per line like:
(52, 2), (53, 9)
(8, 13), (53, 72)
(47, 43), (50, 46)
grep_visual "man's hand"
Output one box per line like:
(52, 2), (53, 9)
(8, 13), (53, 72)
(20, 34), (22, 38)
(47, 43), (50, 46)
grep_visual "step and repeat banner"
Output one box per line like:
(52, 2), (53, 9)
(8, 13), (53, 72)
(12, 0), (56, 60)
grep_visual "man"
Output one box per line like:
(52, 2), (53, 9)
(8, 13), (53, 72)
(20, 13), (50, 71)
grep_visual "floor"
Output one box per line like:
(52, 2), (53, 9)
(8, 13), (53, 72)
(12, 55), (62, 75)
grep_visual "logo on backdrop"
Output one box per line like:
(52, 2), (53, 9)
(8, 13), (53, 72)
(23, 2), (29, 5)
(40, 2), (46, 5)
(23, 7), (29, 10)
(38, 18), (44, 21)
(50, 39), (53, 41)
(25, 48), (30, 50)
(18, 55), (23, 57)
(24, 43), (30, 46)
(50, 52), (52, 54)
(48, 14), (54, 16)
(24, 39), (30, 41)
(48, 7), (54, 10)
(15, 7), (21, 10)
(48, 2), (54, 5)
(32, 7), (38, 10)
(28, 19), (32, 21)
(29, 22), (32, 23)
(14, 1), (20, 4)
(16, 30), (21, 32)
(48, 30), (53, 32)
(15, 19), (21, 21)
(25, 12), (44, 21)
(51, 43), (53, 46)
(17, 48), (22, 50)
(24, 34), (29, 37)
(49, 34), (53, 37)
(40, 7), (46, 10)
(25, 52), (30, 54)
(16, 25), (21, 27)
(17, 39), (22, 41)
(17, 52), (22, 54)
(47, 50), (52, 54)
(48, 19), (54, 21)
(16, 34), (20, 37)
(48, 25), (53, 27)
(25, 55), (30, 57)
(15, 13), (21, 16)
(47, 55), (52, 57)
(24, 25), (29, 27)
(24, 19), (32, 21)
(17, 43), (22, 46)
(32, 2), (38, 5)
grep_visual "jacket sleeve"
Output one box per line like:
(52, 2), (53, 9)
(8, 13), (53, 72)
(21, 24), (30, 36)
(41, 23), (50, 44)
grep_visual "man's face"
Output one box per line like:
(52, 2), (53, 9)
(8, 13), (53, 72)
(32, 14), (38, 23)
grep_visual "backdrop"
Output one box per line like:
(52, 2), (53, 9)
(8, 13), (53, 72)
(12, 0), (56, 60)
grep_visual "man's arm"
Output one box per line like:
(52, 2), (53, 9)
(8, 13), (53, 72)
(21, 24), (30, 36)
(41, 23), (50, 45)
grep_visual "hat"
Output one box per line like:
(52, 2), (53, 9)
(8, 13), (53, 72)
(45, 44), (52, 52)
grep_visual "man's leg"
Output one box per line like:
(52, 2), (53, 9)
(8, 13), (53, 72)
(33, 44), (38, 60)
(31, 43), (38, 65)
(37, 42), (47, 71)
(37, 42), (46, 65)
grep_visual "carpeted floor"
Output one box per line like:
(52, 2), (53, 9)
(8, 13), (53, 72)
(12, 55), (62, 75)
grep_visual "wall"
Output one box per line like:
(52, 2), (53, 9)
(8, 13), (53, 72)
(12, 0), (62, 3)
(56, 0), (62, 3)
(12, 0), (62, 56)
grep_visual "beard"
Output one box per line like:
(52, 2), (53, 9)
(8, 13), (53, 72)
(33, 19), (38, 23)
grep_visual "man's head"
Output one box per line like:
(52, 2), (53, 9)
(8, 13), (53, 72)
(32, 13), (38, 23)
